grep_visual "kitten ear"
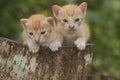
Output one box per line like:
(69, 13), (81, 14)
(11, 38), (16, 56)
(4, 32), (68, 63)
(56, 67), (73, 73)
(52, 5), (61, 18)
(20, 18), (29, 28)
(79, 2), (87, 16)
(47, 17), (55, 26)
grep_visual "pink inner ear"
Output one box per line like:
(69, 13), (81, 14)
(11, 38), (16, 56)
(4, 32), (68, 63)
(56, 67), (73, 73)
(53, 5), (60, 17)
(48, 18), (54, 26)
(20, 19), (28, 26)
(80, 2), (87, 14)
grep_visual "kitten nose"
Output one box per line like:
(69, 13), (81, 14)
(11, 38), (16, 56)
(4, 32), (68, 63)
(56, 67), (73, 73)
(69, 26), (75, 30)
(35, 38), (40, 43)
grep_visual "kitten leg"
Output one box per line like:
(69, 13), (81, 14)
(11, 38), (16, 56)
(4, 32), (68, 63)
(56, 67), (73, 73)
(74, 38), (86, 50)
(48, 29), (63, 52)
(49, 40), (62, 52)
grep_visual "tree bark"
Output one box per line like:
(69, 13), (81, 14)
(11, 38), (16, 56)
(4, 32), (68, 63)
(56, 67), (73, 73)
(0, 37), (93, 80)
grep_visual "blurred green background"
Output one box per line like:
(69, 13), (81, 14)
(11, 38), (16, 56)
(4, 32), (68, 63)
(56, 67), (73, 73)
(0, 0), (120, 78)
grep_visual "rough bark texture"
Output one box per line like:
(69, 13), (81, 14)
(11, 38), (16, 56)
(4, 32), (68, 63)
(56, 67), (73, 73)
(0, 37), (93, 80)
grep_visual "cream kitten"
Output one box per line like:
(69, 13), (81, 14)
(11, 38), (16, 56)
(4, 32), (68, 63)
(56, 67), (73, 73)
(20, 14), (54, 53)
(50, 2), (90, 51)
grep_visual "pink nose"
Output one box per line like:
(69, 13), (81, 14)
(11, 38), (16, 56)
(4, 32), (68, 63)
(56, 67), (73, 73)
(69, 26), (75, 30)
(35, 39), (40, 43)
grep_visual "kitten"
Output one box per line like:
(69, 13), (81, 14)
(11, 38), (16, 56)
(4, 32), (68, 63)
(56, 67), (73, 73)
(20, 14), (54, 53)
(49, 2), (90, 51)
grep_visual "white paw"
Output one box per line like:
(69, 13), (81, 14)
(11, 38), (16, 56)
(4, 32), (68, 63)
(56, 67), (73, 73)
(29, 46), (39, 53)
(74, 39), (86, 50)
(49, 41), (62, 52)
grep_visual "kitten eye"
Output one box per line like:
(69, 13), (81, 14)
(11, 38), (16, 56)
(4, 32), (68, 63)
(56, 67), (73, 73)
(63, 19), (68, 22)
(75, 18), (80, 22)
(41, 31), (46, 35)
(29, 32), (33, 35)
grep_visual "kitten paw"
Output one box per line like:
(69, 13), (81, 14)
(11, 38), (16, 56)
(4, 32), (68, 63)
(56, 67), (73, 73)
(74, 39), (86, 50)
(29, 46), (39, 53)
(49, 41), (62, 52)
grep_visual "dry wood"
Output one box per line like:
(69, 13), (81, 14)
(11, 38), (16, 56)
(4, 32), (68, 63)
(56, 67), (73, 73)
(0, 37), (93, 80)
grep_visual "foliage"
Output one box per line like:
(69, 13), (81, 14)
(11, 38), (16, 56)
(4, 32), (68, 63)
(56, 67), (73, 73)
(0, 0), (120, 78)
(86, 0), (120, 78)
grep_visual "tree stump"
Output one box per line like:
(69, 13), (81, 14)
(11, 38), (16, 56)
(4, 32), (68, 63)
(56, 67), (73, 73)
(0, 37), (93, 80)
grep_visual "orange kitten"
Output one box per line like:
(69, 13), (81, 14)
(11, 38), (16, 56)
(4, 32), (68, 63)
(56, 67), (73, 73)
(20, 14), (54, 53)
(50, 2), (90, 51)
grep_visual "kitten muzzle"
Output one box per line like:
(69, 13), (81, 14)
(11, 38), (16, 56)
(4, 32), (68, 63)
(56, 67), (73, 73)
(68, 26), (75, 31)
(35, 39), (40, 44)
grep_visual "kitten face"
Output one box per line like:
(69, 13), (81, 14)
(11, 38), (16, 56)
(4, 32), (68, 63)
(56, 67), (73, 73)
(52, 2), (87, 32)
(20, 14), (54, 44)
